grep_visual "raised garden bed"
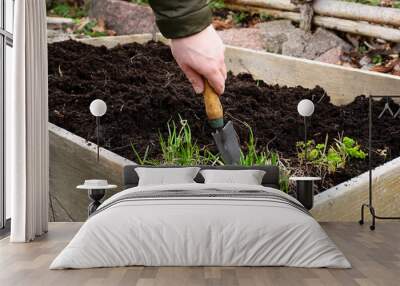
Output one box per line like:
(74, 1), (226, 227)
(48, 34), (400, 221)
(48, 36), (400, 190)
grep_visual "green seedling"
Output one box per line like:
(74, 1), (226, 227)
(297, 134), (366, 175)
(372, 54), (383, 65)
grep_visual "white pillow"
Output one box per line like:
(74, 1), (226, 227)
(135, 167), (200, 186)
(200, 169), (266, 185)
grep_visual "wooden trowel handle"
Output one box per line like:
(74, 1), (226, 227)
(203, 80), (224, 129)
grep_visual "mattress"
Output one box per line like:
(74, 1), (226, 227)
(50, 183), (351, 269)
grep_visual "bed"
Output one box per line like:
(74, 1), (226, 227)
(50, 165), (350, 269)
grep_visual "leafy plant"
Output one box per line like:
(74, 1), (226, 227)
(208, 0), (225, 10)
(372, 54), (383, 65)
(52, 3), (71, 17)
(297, 134), (366, 174)
(334, 135), (367, 160)
(49, 3), (87, 19)
(232, 11), (248, 24)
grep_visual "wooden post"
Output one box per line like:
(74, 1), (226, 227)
(291, 0), (314, 32)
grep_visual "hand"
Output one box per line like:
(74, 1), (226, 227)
(171, 25), (227, 95)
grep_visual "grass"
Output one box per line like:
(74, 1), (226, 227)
(240, 123), (278, 166)
(239, 123), (290, 192)
(158, 118), (222, 166)
(132, 117), (223, 166)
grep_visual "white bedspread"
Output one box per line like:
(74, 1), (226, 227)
(50, 183), (351, 269)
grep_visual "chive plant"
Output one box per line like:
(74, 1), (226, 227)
(132, 117), (222, 166)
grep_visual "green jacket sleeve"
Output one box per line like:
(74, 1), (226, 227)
(148, 0), (212, 39)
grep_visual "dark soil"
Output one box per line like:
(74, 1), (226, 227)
(48, 40), (400, 191)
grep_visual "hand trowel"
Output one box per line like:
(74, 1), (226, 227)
(203, 81), (242, 165)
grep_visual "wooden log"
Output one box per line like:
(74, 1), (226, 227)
(225, 3), (400, 43)
(225, 0), (400, 27)
(298, 3), (314, 32)
(226, 0), (297, 11)
(313, 0), (400, 27)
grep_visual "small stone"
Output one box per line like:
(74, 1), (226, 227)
(256, 20), (297, 53)
(302, 28), (352, 60)
(217, 28), (265, 51)
(393, 62), (400, 72)
(359, 56), (371, 67)
(89, 0), (157, 35)
(314, 47), (343, 65)
(282, 29), (312, 58)
(282, 27), (352, 60)
(392, 43), (400, 53)
(361, 64), (375, 70)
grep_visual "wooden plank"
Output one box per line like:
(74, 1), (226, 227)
(80, 34), (400, 106)
(48, 194), (74, 222)
(49, 123), (134, 222)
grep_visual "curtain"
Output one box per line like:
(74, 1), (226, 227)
(7, 0), (49, 242)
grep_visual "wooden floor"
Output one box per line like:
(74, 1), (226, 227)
(0, 222), (399, 286)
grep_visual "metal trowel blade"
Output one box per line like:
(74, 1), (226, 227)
(212, 121), (241, 165)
